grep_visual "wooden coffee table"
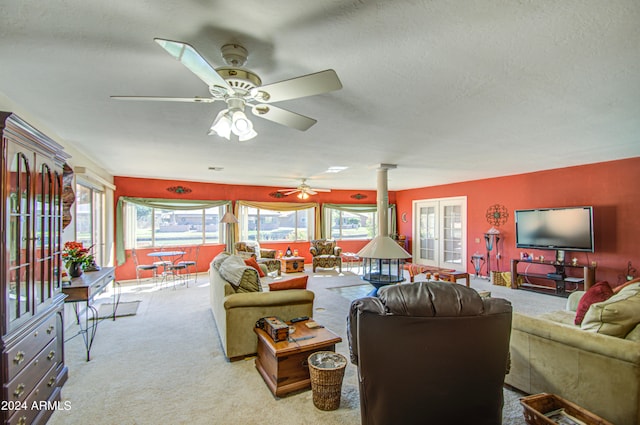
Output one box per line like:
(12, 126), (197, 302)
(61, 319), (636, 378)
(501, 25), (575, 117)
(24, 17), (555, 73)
(254, 319), (342, 397)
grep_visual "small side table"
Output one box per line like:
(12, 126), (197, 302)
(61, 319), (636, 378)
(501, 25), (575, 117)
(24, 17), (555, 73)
(341, 252), (361, 273)
(280, 256), (305, 273)
(254, 319), (342, 397)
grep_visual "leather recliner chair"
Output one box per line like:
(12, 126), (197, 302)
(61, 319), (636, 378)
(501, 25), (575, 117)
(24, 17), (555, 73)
(348, 281), (512, 425)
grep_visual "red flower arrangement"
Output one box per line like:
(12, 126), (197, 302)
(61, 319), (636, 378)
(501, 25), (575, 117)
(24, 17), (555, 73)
(62, 241), (94, 270)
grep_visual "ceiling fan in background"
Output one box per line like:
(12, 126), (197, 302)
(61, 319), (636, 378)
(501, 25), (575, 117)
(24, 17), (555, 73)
(277, 179), (331, 199)
(111, 39), (343, 141)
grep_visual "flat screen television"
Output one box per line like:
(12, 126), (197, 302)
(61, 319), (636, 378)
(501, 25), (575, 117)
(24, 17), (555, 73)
(514, 206), (594, 253)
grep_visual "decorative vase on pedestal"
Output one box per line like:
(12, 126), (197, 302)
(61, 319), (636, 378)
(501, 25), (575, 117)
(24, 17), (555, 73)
(69, 262), (83, 278)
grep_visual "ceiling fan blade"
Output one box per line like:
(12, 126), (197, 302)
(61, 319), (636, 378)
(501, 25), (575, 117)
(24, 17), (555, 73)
(256, 69), (342, 103)
(310, 188), (331, 192)
(251, 104), (317, 131)
(110, 96), (215, 103)
(306, 189), (318, 195)
(154, 38), (231, 91)
(280, 190), (299, 195)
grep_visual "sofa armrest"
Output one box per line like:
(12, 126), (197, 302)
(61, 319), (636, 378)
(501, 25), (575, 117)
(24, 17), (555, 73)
(566, 290), (585, 312)
(334, 246), (342, 256)
(513, 312), (640, 364)
(259, 248), (276, 258)
(224, 289), (315, 310)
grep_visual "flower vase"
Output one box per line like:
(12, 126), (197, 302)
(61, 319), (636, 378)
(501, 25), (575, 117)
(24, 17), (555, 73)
(69, 262), (83, 278)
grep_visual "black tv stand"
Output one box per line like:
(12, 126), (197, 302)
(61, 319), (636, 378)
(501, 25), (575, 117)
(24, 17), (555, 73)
(510, 259), (596, 297)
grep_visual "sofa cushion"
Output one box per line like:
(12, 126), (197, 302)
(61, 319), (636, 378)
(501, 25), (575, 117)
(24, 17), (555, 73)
(219, 255), (262, 293)
(625, 323), (640, 342)
(581, 285), (640, 337)
(574, 281), (613, 325)
(244, 257), (265, 277)
(269, 275), (308, 291)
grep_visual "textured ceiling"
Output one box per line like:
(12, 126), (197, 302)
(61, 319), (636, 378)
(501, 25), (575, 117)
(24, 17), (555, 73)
(1, 0), (639, 191)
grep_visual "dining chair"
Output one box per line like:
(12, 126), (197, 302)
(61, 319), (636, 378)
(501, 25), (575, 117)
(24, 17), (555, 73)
(165, 251), (188, 288)
(177, 246), (200, 284)
(131, 248), (158, 284)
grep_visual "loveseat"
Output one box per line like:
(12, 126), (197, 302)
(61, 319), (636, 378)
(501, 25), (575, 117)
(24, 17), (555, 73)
(209, 253), (314, 360)
(506, 281), (640, 425)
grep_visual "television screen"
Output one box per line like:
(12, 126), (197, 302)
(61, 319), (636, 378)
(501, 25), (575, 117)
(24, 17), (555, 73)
(515, 207), (594, 252)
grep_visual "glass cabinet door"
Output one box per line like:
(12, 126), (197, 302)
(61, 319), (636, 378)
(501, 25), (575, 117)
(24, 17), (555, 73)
(34, 162), (54, 310)
(52, 172), (63, 294)
(7, 147), (33, 331)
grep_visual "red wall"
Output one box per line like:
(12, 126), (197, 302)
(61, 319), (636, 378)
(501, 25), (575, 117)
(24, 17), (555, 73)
(115, 157), (639, 286)
(395, 157), (640, 287)
(114, 177), (378, 280)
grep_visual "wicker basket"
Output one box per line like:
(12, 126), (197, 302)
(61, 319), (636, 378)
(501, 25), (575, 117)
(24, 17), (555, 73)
(520, 393), (614, 425)
(492, 271), (522, 287)
(308, 351), (347, 411)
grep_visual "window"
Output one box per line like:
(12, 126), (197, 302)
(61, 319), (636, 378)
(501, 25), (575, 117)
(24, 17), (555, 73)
(123, 202), (226, 248)
(239, 206), (315, 242)
(330, 210), (375, 239)
(75, 182), (105, 265)
(323, 204), (397, 240)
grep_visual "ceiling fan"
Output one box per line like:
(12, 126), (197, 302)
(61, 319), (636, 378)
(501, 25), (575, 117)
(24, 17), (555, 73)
(277, 179), (331, 199)
(111, 39), (343, 141)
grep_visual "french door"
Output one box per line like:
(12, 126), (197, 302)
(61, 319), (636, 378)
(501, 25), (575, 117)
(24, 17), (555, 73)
(413, 197), (467, 271)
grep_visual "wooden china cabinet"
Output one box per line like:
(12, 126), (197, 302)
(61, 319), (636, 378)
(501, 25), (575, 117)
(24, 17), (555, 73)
(1, 113), (69, 425)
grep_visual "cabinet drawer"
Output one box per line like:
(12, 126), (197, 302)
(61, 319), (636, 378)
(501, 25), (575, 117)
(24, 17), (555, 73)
(4, 314), (57, 382)
(7, 367), (60, 425)
(4, 338), (60, 403)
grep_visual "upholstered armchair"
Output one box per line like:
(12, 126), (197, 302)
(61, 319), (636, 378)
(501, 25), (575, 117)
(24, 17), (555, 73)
(234, 241), (281, 276)
(348, 281), (512, 425)
(309, 239), (342, 273)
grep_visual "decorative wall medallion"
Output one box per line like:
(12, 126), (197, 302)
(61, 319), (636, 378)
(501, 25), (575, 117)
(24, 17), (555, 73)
(401, 212), (408, 223)
(486, 204), (508, 227)
(167, 185), (192, 194)
(351, 193), (367, 200)
(269, 191), (287, 198)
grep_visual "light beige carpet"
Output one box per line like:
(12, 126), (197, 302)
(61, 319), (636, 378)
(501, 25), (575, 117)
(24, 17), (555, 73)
(49, 269), (564, 425)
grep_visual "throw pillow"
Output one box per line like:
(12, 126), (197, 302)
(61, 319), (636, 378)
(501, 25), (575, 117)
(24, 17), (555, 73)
(613, 277), (640, 293)
(574, 281), (613, 325)
(219, 255), (261, 293)
(268, 275), (309, 291)
(581, 285), (640, 337)
(244, 257), (266, 277)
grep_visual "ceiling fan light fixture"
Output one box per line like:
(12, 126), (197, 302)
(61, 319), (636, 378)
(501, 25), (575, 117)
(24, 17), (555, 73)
(297, 191), (310, 200)
(209, 109), (232, 139)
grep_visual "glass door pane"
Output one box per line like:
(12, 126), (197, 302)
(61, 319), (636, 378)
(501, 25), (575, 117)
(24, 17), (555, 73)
(7, 149), (32, 329)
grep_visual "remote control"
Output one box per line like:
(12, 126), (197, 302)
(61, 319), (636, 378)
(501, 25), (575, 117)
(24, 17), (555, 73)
(290, 316), (309, 323)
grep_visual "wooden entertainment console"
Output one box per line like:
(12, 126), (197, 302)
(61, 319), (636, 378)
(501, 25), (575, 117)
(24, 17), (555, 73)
(511, 259), (596, 297)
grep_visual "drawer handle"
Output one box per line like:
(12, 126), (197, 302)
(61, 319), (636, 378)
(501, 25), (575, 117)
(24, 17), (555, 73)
(47, 324), (55, 334)
(47, 377), (56, 387)
(13, 351), (25, 365)
(17, 416), (27, 425)
(13, 383), (25, 398)
(33, 331), (38, 337)
(47, 350), (56, 361)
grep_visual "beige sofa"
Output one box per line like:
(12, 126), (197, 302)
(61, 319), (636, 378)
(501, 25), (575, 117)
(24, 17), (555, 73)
(506, 285), (640, 425)
(209, 254), (314, 360)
